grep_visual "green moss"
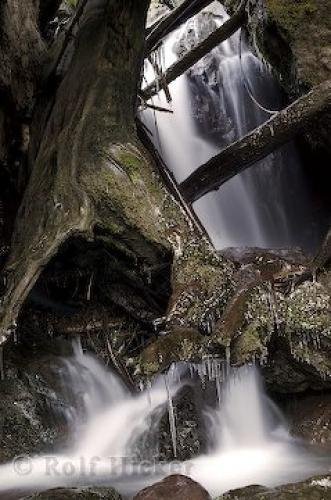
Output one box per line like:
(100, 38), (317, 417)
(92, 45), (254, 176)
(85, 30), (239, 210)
(262, 0), (331, 89)
(232, 322), (267, 364)
(267, 0), (319, 37)
(138, 328), (207, 376)
(65, 0), (79, 9)
(117, 151), (143, 178)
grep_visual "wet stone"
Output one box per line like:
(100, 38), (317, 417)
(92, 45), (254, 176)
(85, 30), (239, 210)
(133, 474), (211, 500)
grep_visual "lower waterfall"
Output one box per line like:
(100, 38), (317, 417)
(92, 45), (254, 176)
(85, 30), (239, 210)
(0, 345), (327, 498)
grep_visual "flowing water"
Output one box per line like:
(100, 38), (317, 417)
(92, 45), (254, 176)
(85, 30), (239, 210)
(142, 2), (329, 252)
(0, 345), (328, 498)
(0, 3), (330, 498)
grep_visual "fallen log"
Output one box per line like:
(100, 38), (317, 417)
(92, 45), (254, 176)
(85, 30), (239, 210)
(180, 80), (331, 203)
(146, 0), (213, 53)
(143, 0), (246, 100)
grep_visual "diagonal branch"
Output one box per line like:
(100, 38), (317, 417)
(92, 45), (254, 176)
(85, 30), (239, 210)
(146, 0), (213, 54)
(143, 0), (247, 100)
(180, 80), (331, 203)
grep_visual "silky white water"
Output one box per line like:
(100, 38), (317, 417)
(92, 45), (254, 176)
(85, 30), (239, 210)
(141, 2), (327, 252)
(0, 345), (328, 498)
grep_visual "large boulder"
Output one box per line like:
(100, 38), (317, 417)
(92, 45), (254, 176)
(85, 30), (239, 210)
(134, 474), (211, 500)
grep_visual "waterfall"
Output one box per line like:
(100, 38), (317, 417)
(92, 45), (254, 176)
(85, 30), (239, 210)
(0, 350), (327, 498)
(141, 2), (327, 253)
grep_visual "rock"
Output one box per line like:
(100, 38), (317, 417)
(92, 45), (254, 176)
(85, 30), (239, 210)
(24, 486), (122, 499)
(148, 0), (170, 25)
(219, 247), (310, 267)
(173, 6), (235, 143)
(251, 0), (331, 153)
(217, 474), (331, 499)
(137, 328), (208, 377)
(134, 474), (211, 500)
(280, 392), (331, 449)
(157, 386), (203, 461)
(0, 338), (74, 463)
(230, 279), (331, 393)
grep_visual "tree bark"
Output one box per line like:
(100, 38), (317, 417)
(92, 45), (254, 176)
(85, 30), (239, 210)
(0, 0), (160, 343)
(180, 80), (331, 203)
(0, 0), (233, 346)
(142, 0), (246, 101)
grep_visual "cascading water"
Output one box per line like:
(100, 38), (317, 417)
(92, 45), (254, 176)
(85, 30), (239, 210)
(141, 2), (329, 252)
(0, 4), (329, 498)
(0, 347), (328, 499)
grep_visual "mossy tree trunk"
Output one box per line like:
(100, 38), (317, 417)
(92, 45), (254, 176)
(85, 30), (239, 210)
(0, 0), (232, 345)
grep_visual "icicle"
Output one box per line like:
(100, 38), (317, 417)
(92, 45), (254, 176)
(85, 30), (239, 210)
(146, 379), (152, 407)
(0, 347), (4, 380)
(189, 364), (194, 379)
(73, 336), (84, 358)
(225, 345), (231, 375)
(13, 330), (18, 344)
(165, 374), (177, 458)
(216, 376), (222, 407)
(139, 380), (144, 392)
(87, 272), (94, 301)
(207, 357), (212, 381)
(316, 335), (321, 349)
(211, 358), (216, 380)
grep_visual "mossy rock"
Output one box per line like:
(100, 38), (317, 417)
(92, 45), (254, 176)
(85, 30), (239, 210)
(24, 486), (122, 499)
(0, 339), (74, 463)
(257, 0), (331, 93)
(137, 328), (209, 376)
(218, 475), (331, 499)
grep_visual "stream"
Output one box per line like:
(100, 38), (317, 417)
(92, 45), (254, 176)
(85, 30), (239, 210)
(0, 343), (328, 498)
(0, 2), (329, 498)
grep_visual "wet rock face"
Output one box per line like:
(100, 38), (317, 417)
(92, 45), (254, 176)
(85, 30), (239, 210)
(228, 277), (331, 393)
(280, 392), (331, 449)
(148, 0), (170, 25)
(249, 0), (331, 152)
(134, 474), (211, 500)
(158, 386), (203, 461)
(173, 8), (234, 142)
(218, 474), (331, 499)
(262, 0), (330, 92)
(0, 339), (74, 463)
(24, 486), (122, 499)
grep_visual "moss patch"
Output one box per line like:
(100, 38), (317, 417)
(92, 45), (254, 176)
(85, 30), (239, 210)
(137, 328), (208, 376)
(262, 0), (331, 90)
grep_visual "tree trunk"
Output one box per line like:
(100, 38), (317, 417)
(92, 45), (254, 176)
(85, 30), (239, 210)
(0, 0), (232, 345)
(180, 80), (331, 203)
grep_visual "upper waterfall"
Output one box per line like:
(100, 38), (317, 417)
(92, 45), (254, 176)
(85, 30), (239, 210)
(141, 1), (327, 253)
